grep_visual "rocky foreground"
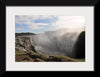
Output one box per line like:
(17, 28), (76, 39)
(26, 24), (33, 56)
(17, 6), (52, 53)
(15, 49), (84, 62)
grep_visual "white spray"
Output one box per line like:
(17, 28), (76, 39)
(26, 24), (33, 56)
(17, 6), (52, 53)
(30, 28), (84, 57)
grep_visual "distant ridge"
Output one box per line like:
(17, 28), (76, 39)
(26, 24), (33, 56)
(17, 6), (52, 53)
(15, 32), (36, 37)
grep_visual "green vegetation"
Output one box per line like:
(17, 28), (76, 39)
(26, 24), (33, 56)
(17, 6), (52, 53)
(15, 49), (85, 62)
(47, 55), (85, 62)
(15, 49), (26, 55)
(54, 55), (85, 62)
(15, 49), (36, 55)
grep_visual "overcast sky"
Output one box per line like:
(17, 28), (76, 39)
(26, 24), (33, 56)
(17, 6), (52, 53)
(15, 15), (85, 33)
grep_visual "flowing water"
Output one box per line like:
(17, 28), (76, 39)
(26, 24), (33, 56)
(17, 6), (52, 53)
(29, 28), (84, 57)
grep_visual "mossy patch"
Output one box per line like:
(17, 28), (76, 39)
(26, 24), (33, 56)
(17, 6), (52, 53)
(15, 49), (26, 55)
(15, 49), (85, 62)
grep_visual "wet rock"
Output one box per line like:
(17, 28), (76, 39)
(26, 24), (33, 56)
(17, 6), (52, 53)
(15, 37), (36, 52)
(71, 31), (85, 59)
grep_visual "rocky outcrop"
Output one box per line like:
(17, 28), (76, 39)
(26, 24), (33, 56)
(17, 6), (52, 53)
(15, 37), (36, 52)
(71, 31), (85, 59)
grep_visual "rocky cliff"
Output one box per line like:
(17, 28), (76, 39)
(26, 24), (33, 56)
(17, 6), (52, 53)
(71, 31), (85, 59)
(15, 37), (36, 52)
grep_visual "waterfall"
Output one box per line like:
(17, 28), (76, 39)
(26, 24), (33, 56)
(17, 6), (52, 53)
(29, 28), (84, 57)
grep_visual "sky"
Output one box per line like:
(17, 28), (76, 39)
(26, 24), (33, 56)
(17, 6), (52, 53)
(15, 15), (85, 33)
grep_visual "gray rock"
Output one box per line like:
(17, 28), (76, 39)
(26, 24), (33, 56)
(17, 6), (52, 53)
(15, 37), (36, 52)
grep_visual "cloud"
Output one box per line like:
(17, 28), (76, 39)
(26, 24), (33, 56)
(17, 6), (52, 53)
(15, 27), (24, 30)
(52, 16), (85, 29)
(28, 23), (48, 30)
(15, 15), (85, 32)
(15, 15), (54, 30)
(15, 15), (55, 25)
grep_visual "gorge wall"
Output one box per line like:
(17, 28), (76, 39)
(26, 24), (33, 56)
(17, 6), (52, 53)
(71, 31), (85, 59)
(15, 37), (36, 52)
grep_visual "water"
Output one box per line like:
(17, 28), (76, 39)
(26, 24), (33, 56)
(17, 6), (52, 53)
(29, 28), (84, 57)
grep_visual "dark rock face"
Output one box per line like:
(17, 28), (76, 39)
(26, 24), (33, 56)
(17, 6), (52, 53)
(71, 31), (85, 59)
(15, 33), (35, 37)
(15, 37), (36, 52)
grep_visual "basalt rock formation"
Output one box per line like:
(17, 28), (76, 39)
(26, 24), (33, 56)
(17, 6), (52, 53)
(15, 37), (36, 52)
(71, 31), (85, 59)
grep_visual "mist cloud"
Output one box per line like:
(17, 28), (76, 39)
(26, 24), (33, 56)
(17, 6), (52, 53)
(30, 28), (83, 57)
